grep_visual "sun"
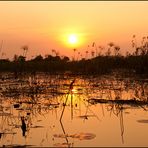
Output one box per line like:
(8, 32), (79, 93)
(60, 31), (85, 48)
(68, 34), (78, 44)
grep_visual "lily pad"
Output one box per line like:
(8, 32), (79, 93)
(53, 133), (96, 140)
(137, 119), (148, 123)
(69, 133), (96, 140)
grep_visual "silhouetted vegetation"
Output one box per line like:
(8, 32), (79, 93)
(0, 54), (148, 76)
(0, 36), (148, 76)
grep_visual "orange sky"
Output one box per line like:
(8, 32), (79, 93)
(0, 1), (148, 60)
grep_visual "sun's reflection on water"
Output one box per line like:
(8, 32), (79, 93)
(0, 73), (148, 147)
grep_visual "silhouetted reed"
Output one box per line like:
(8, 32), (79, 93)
(60, 79), (75, 121)
(21, 116), (27, 137)
(0, 38), (148, 76)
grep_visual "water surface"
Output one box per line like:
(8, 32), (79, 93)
(0, 73), (148, 147)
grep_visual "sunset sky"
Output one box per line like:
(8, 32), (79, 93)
(0, 1), (148, 60)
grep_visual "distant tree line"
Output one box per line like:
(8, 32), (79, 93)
(0, 35), (148, 76)
(0, 53), (148, 76)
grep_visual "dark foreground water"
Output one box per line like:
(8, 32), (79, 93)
(0, 72), (148, 147)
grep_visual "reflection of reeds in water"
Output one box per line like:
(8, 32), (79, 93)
(87, 79), (127, 144)
(106, 103), (124, 144)
(54, 119), (96, 147)
(59, 120), (71, 147)
(0, 73), (148, 146)
(60, 79), (75, 121)
(21, 116), (27, 137)
(83, 101), (101, 122)
(119, 106), (124, 144)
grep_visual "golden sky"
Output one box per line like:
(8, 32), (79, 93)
(0, 1), (148, 59)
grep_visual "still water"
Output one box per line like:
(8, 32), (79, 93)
(0, 73), (148, 147)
